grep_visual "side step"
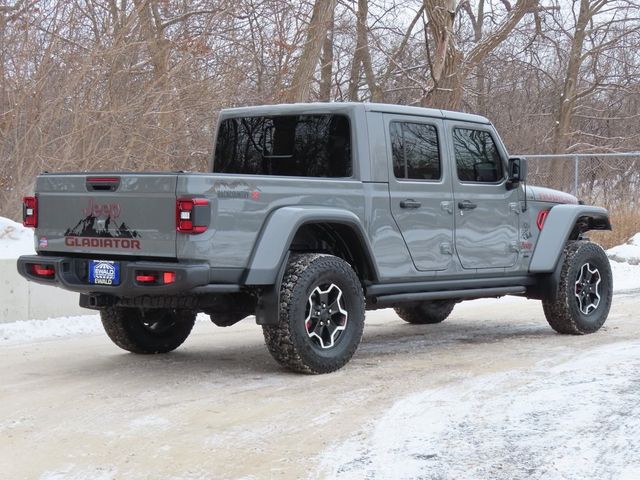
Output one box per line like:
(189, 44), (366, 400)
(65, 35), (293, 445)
(372, 286), (527, 306)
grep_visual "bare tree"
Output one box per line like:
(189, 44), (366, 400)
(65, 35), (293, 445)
(0, 0), (639, 222)
(423, 0), (540, 109)
(550, 0), (640, 153)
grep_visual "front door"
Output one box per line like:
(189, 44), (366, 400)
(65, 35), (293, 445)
(446, 121), (519, 269)
(385, 114), (454, 271)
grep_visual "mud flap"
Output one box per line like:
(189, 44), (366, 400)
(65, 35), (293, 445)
(255, 251), (290, 325)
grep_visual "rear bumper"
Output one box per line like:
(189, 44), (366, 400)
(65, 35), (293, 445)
(17, 255), (216, 296)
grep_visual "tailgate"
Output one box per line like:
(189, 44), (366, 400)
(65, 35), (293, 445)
(35, 173), (178, 258)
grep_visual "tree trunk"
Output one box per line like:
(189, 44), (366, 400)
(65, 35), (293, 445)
(473, 0), (486, 114)
(319, 8), (334, 101)
(423, 0), (538, 110)
(423, 0), (463, 109)
(551, 0), (591, 153)
(285, 0), (336, 103)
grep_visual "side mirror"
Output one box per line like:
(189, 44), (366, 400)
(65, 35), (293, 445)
(506, 157), (527, 190)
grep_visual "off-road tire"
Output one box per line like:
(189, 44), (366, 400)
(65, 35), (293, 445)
(262, 254), (365, 374)
(100, 307), (196, 354)
(542, 240), (612, 335)
(394, 300), (455, 325)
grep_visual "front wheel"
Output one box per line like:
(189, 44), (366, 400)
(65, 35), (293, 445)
(262, 254), (365, 374)
(542, 241), (613, 335)
(100, 307), (196, 354)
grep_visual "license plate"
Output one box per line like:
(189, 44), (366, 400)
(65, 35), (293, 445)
(89, 260), (120, 286)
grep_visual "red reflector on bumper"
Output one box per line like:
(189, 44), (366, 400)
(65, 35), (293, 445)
(163, 272), (176, 284)
(136, 274), (158, 283)
(135, 271), (175, 285)
(30, 264), (55, 278)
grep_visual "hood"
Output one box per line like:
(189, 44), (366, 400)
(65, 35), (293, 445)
(526, 185), (579, 205)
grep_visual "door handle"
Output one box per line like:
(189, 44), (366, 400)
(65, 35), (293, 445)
(458, 201), (477, 210)
(400, 199), (422, 209)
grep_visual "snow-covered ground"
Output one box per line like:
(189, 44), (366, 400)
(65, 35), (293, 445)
(317, 234), (640, 480)
(0, 315), (103, 346)
(319, 341), (640, 480)
(0, 216), (34, 259)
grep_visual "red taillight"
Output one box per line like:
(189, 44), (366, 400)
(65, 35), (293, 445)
(23, 196), (38, 227)
(537, 209), (550, 230)
(135, 271), (176, 285)
(176, 198), (209, 234)
(30, 264), (55, 278)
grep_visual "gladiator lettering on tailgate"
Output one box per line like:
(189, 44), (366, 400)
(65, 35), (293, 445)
(64, 199), (142, 250)
(64, 237), (141, 250)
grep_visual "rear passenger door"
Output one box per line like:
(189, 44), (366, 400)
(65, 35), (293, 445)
(385, 115), (454, 271)
(446, 121), (519, 269)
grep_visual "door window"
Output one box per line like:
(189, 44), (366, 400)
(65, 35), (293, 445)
(390, 122), (441, 180)
(453, 128), (503, 183)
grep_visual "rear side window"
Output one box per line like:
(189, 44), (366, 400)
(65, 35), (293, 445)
(214, 114), (352, 177)
(390, 122), (441, 180)
(453, 128), (503, 183)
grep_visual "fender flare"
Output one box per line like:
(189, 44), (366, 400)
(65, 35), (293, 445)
(529, 204), (611, 273)
(243, 206), (379, 285)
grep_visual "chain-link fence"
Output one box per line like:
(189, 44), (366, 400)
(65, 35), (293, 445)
(521, 153), (640, 209)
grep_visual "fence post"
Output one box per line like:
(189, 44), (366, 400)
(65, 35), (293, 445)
(574, 155), (579, 196)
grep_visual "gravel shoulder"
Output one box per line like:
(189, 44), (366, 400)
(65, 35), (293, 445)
(1, 294), (639, 480)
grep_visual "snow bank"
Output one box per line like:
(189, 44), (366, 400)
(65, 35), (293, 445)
(607, 233), (640, 292)
(319, 341), (640, 480)
(0, 216), (35, 259)
(607, 233), (640, 265)
(0, 315), (103, 346)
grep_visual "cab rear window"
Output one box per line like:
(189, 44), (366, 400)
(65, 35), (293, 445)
(214, 114), (352, 177)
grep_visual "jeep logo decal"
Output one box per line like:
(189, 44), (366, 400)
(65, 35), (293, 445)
(84, 198), (121, 219)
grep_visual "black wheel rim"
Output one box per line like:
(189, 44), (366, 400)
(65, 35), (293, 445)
(304, 283), (348, 349)
(574, 262), (602, 315)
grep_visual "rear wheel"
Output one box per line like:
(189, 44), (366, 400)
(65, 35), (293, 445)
(100, 307), (196, 354)
(542, 241), (612, 334)
(395, 300), (455, 325)
(262, 254), (365, 374)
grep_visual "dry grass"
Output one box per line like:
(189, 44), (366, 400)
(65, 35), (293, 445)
(591, 207), (640, 249)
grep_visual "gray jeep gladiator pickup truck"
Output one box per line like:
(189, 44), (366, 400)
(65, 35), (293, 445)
(17, 102), (613, 373)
